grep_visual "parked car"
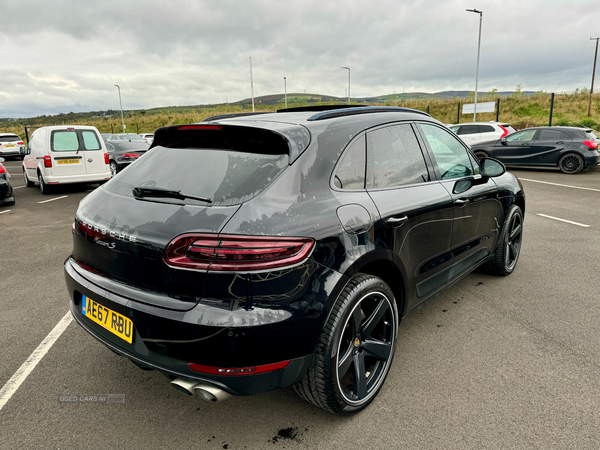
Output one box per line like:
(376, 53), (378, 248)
(22, 125), (112, 194)
(0, 157), (15, 206)
(101, 133), (115, 141)
(106, 140), (150, 177)
(65, 106), (525, 414)
(139, 133), (154, 144)
(449, 122), (517, 147)
(471, 126), (600, 174)
(0, 133), (26, 160)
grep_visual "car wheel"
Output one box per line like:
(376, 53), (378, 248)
(294, 274), (398, 414)
(109, 161), (118, 177)
(474, 151), (489, 161)
(558, 153), (584, 174)
(487, 205), (523, 276)
(38, 172), (52, 195)
(23, 169), (35, 187)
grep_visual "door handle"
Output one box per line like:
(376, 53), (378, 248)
(386, 215), (408, 227)
(454, 199), (470, 208)
(521, 143), (529, 146)
(556, 141), (564, 144)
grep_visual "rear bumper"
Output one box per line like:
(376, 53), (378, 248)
(64, 257), (344, 395)
(45, 171), (112, 184)
(0, 148), (22, 157)
(583, 152), (600, 167)
(0, 178), (13, 200)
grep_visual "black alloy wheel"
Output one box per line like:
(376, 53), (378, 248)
(109, 161), (119, 177)
(558, 153), (584, 174)
(38, 172), (51, 195)
(487, 205), (523, 276)
(474, 151), (489, 161)
(294, 274), (398, 414)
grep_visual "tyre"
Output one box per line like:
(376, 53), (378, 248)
(294, 274), (399, 414)
(23, 169), (35, 187)
(474, 151), (489, 161)
(558, 153), (584, 174)
(487, 205), (523, 276)
(109, 161), (119, 177)
(38, 172), (52, 195)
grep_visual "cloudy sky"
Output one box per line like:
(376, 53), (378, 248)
(1, 0), (599, 118)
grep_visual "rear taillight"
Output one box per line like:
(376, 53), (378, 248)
(0, 164), (5, 174)
(583, 140), (598, 149)
(44, 155), (52, 168)
(104, 153), (110, 164)
(17, 141), (24, 145)
(188, 360), (291, 376)
(164, 234), (315, 271)
(498, 125), (509, 138)
(122, 153), (140, 158)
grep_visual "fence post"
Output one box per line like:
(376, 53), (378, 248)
(457, 102), (460, 124)
(136, 123), (139, 134)
(111, 123), (114, 133)
(24, 126), (29, 143)
(496, 98), (500, 122)
(427, 105), (430, 115)
(549, 93), (555, 126)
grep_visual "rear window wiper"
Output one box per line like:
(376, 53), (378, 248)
(132, 186), (212, 204)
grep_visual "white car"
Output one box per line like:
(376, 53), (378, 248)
(448, 122), (517, 147)
(22, 125), (112, 194)
(139, 133), (154, 144)
(0, 133), (26, 159)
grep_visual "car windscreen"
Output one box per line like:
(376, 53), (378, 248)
(0, 136), (20, 142)
(104, 146), (289, 206)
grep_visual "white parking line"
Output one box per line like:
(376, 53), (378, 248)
(12, 186), (25, 189)
(38, 195), (68, 204)
(520, 178), (600, 193)
(0, 311), (72, 411)
(0, 210), (12, 215)
(537, 214), (591, 228)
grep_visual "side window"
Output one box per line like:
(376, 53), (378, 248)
(333, 136), (366, 189)
(82, 131), (101, 150)
(106, 143), (115, 153)
(419, 124), (475, 180)
(449, 126), (460, 133)
(479, 125), (495, 133)
(468, 153), (481, 175)
(506, 129), (536, 142)
(457, 125), (479, 135)
(537, 130), (564, 141)
(367, 124), (429, 189)
(51, 130), (79, 152)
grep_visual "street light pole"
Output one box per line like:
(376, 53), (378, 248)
(588, 37), (599, 117)
(284, 77), (287, 108)
(249, 57), (255, 112)
(114, 84), (125, 132)
(466, 9), (483, 122)
(341, 67), (350, 104)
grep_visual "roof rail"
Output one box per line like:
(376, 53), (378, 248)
(307, 106), (430, 121)
(201, 112), (270, 122)
(276, 104), (359, 113)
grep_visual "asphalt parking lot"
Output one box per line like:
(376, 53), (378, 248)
(1, 159), (600, 449)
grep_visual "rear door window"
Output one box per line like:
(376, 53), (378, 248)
(479, 125), (495, 133)
(334, 137), (366, 189)
(366, 123), (430, 189)
(82, 131), (101, 150)
(418, 123), (476, 180)
(537, 130), (565, 141)
(52, 130), (79, 152)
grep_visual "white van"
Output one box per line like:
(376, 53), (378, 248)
(22, 126), (112, 194)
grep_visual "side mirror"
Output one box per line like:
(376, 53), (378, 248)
(0, 157), (4, 163)
(480, 158), (506, 178)
(20, 146), (26, 155)
(500, 138), (507, 146)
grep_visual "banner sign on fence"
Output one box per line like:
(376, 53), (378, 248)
(462, 101), (495, 114)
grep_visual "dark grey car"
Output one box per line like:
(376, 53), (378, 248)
(471, 126), (600, 174)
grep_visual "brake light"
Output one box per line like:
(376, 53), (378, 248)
(583, 140), (598, 149)
(164, 234), (315, 271)
(188, 360), (291, 376)
(44, 155), (52, 168)
(0, 164), (5, 174)
(176, 125), (222, 130)
(498, 125), (509, 138)
(104, 153), (110, 164)
(122, 153), (140, 158)
(17, 141), (24, 145)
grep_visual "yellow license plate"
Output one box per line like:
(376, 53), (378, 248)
(82, 295), (133, 343)
(5, 144), (15, 148)
(57, 159), (80, 164)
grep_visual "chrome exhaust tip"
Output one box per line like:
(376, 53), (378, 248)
(170, 378), (198, 396)
(193, 383), (232, 403)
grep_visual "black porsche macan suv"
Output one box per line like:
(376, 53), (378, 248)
(64, 106), (525, 414)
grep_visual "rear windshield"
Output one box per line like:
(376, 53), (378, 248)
(104, 147), (289, 206)
(0, 135), (20, 142)
(51, 129), (102, 152)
